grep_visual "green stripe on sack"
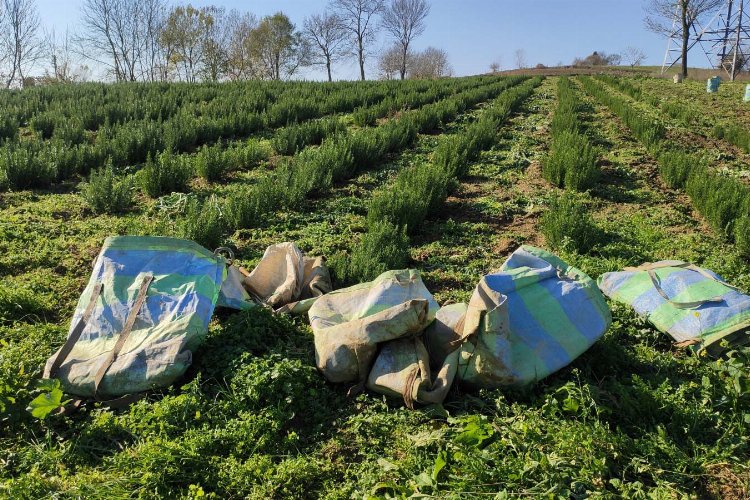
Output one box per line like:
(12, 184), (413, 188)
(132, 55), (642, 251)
(649, 279), (733, 331)
(102, 236), (221, 262)
(507, 333), (547, 384)
(64, 314), (206, 362)
(609, 268), (682, 303)
(514, 283), (589, 360)
(105, 274), (222, 304)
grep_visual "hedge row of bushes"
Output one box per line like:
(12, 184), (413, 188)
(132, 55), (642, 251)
(1, 78), (497, 190)
(351, 77), (481, 127)
(579, 77), (665, 149)
(223, 77), (526, 234)
(269, 78), (481, 156)
(3, 78), (437, 134)
(597, 75), (750, 155)
(582, 76), (750, 257)
(713, 123), (750, 154)
(79, 77), (518, 249)
(335, 77), (542, 283)
(542, 77), (599, 191)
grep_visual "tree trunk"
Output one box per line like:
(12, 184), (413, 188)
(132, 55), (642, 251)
(326, 58), (332, 82)
(681, 3), (689, 78)
(358, 38), (365, 80)
(400, 43), (409, 80)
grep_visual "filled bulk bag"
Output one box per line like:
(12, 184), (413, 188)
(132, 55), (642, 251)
(243, 242), (332, 314)
(598, 261), (750, 355)
(309, 269), (439, 385)
(426, 246), (611, 388)
(43, 236), (251, 400)
(366, 335), (460, 408)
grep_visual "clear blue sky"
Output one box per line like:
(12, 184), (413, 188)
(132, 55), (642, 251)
(37, 0), (689, 80)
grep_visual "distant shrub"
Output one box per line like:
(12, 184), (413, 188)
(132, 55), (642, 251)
(543, 131), (598, 191)
(368, 162), (450, 234)
(29, 112), (56, 139)
(713, 123), (750, 153)
(195, 142), (226, 182)
(225, 175), (286, 230)
(579, 76), (664, 150)
(272, 118), (346, 156)
(344, 130), (385, 171)
(432, 135), (469, 178)
(82, 160), (134, 214)
(658, 150), (699, 189)
(52, 119), (85, 145)
(179, 196), (225, 250)
(380, 118), (420, 155)
(0, 145), (56, 190)
(541, 193), (600, 253)
(265, 99), (319, 128)
(686, 170), (749, 237)
(283, 140), (354, 208)
(333, 221), (410, 284)
(140, 150), (193, 198)
(735, 217), (750, 257)
(225, 140), (270, 171)
(0, 116), (18, 142)
(352, 105), (379, 126)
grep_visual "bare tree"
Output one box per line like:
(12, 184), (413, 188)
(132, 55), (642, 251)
(304, 12), (347, 82)
(225, 11), (258, 81)
(0, 6), (7, 83)
(2, 0), (44, 88)
(514, 48), (527, 69)
(78, 0), (142, 81)
(139, 0), (168, 82)
(43, 28), (88, 83)
(332, 0), (385, 80)
(381, 0), (429, 80)
(377, 43), (403, 79)
(489, 58), (502, 73)
(623, 46), (647, 67)
(409, 46), (451, 79)
(645, 0), (723, 77)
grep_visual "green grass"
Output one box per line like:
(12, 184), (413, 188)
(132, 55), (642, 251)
(0, 75), (749, 498)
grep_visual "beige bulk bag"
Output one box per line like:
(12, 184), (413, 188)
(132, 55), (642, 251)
(366, 304), (464, 407)
(243, 242), (331, 313)
(308, 269), (439, 385)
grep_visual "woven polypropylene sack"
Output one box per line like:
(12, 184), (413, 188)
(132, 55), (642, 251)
(44, 236), (230, 398)
(427, 246), (611, 388)
(598, 260), (750, 355)
(309, 269), (439, 385)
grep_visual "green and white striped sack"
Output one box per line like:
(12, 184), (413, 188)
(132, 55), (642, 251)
(598, 261), (750, 355)
(426, 246), (612, 388)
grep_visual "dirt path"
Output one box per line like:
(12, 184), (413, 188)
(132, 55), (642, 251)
(594, 78), (750, 183)
(228, 92), (501, 270)
(410, 78), (557, 304)
(572, 77), (750, 289)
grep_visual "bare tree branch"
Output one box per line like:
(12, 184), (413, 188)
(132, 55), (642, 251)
(380, 0), (430, 79)
(304, 12), (347, 82)
(623, 46), (647, 67)
(644, 0), (724, 76)
(331, 0), (385, 80)
(2, 0), (44, 88)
